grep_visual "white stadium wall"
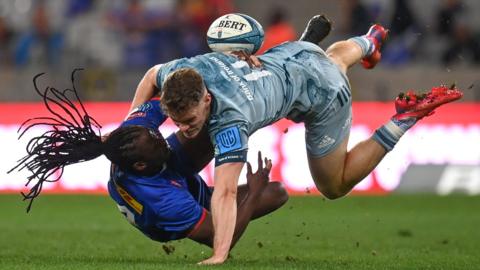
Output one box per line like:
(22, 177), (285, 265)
(1, 102), (479, 195)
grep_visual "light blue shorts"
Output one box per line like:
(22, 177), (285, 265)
(289, 42), (353, 157)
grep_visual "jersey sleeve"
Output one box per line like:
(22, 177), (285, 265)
(156, 64), (166, 90)
(156, 58), (202, 91)
(210, 123), (249, 166)
(122, 99), (167, 130)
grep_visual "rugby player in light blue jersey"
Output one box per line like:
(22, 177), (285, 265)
(108, 98), (288, 246)
(12, 71), (288, 256)
(129, 16), (462, 264)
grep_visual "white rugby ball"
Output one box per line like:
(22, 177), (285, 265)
(207, 13), (264, 54)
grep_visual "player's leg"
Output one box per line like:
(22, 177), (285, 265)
(187, 182), (288, 247)
(325, 40), (363, 74)
(302, 98), (388, 199)
(236, 182), (289, 219)
(307, 134), (386, 199)
(304, 24), (388, 198)
(307, 86), (463, 199)
(326, 24), (388, 74)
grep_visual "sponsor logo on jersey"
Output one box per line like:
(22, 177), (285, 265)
(137, 102), (152, 112)
(125, 111), (146, 121)
(215, 150), (247, 165)
(215, 126), (242, 154)
(209, 56), (254, 101)
(115, 184), (143, 214)
(125, 102), (152, 121)
(170, 180), (182, 188)
(318, 135), (335, 149)
(342, 114), (352, 130)
(129, 102), (152, 114)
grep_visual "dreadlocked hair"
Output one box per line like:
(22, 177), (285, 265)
(102, 125), (153, 172)
(8, 69), (104, 212)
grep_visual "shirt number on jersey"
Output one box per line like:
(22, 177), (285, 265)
(117, 204), (137, 227)
(244, 70), (273, 81)
(232, 60), (273, 81)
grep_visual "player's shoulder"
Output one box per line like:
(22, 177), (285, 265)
(261, 41), (325, 57)
(157, 54), (212, 79)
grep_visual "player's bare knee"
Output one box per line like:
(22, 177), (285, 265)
(320, 188), (347, 200)
(269, 182), (289, 206)
(315, 181), (349, 200)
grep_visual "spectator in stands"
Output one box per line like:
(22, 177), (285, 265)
(173, 0), (209, 58)
(65, 0), (94, 18)
(341, 0), (374, 36)
(14, 0), (64, 67)
(174, 0), (233, 57)
(107, 0), (173, 68)
(437, 0), (464, 37)
(382, 0), (424, 66)
(0, 16), (13, 66)
(205, 0), (235, 22)
(389, 0), (419, 36)
(436, 0), (480, 65)
(257, 7), (296, 54)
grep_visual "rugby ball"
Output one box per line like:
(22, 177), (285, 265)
(207, 13), (264, 54)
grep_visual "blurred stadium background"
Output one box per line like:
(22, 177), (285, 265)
(0, 0), (479, 269)
(0, 0), (478, 195)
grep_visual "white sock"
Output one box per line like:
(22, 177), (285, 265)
(349, 36), (375, 57)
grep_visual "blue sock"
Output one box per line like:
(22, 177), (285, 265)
(349, 36), (374, 57)
(373, 118), (416, 151)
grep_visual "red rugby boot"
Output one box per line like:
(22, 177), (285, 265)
(393, 85), (463, 121)
(360, 24), (389, 69)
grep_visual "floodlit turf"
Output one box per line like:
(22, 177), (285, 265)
(1, 194), (479, 270)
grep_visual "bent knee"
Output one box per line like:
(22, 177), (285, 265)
(269, 182), (289, 206)
(318, 186), (349, 200)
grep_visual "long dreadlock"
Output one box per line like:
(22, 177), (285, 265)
(8, 69), (105, 212)
(9, 69), (170, 212)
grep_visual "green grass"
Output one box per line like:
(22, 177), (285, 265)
(1, 194), (479, 270)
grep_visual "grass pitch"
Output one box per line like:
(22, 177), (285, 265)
(1, 194), (479, 270)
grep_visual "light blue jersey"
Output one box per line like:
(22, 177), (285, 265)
(157, 41), (352, 164)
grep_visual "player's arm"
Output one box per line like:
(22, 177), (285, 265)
(199, 161), (243, 265)
(230, 154), (271, 246)
(197, 125), (249, 264)
(228, 51), (262, 68)
(130, 65), (162, 112)
(189, 152), (271, 248)
(122, 99), (167, 129)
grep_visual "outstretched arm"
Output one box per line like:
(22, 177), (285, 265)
(130, 65), (162, 112)
(189, 152), (274, 249)
(230, 154), (271, 245)
(198, 162), (243, 265)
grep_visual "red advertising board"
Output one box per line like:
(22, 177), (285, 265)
(1, 102), (479, 195)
